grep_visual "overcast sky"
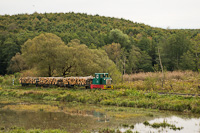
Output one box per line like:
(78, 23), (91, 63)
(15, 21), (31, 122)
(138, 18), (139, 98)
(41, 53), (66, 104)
(0, 0), (200, 29)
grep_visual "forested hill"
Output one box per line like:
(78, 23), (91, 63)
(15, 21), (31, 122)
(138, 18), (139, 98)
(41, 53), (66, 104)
(0, 12), (168, 47)
(0, 12), (200, 75)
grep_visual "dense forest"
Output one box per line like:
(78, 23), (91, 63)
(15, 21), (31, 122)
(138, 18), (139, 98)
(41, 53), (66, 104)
(1, 12), (200, 78)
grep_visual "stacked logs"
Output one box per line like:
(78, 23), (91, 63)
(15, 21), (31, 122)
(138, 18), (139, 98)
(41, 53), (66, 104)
(19, 77), (38, 84)
(63, 76), (93, 85)
(19, 76), (93, 86)
(38, 77), (63, 85)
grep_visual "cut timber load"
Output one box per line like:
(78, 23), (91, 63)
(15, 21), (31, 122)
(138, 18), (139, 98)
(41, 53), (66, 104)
(19, 77), (38, 86)
(19, 76), (93, 87)
(38, 77), (63, 86)
(64, 76), (93, 86)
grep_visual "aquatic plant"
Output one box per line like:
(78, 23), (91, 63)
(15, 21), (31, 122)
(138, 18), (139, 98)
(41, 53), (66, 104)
(143, 121), (150, 126)
(143, 120), (183, 131)
(122, 123), (129, 128)
(130, 125), (134, 129)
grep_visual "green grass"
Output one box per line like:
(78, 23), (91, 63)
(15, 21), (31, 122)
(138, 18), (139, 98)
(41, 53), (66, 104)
(0, 127), (69, 133)
(0, 85), (200, 113)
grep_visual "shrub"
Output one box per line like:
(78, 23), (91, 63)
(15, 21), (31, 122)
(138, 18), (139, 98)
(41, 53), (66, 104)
(0, 77), (3, 84)
(2, 75), (14, 85)
(64, 94), (77, 102)
(43, 96), (56, 101)
(128, 101), (135, 107)
(100, 99), (115, 105)
(119, 100), (129, 107)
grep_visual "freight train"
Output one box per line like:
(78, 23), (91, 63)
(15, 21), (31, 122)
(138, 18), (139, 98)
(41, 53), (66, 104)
(19, 73), (113, 89)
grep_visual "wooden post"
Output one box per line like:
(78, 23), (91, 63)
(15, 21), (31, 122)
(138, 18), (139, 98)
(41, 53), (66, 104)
(158, 48), (164, 87)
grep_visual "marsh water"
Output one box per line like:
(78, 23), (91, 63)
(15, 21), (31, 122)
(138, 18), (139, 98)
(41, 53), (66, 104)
(0, 101), (200, 133)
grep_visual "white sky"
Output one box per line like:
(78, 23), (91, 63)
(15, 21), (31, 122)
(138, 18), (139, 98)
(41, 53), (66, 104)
(0, 0), (200, 29)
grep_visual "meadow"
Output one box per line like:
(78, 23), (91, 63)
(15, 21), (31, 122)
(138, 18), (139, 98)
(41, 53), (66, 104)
(121, 71), (200, 94)
(0, 71), (200, 114)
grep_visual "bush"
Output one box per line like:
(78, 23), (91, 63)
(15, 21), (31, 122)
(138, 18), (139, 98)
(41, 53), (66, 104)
(0, 77), (3, 84)
(43, 96), (56, 101)
(63, 94), (77, 102)
(2, 75), (14, 85)
(128, 101), (135, 107)
(119, 100), (129, 107)
(100, 99), (115, 105)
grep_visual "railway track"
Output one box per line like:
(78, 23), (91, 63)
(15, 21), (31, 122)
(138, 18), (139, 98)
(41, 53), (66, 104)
(157, 92), (200, 97)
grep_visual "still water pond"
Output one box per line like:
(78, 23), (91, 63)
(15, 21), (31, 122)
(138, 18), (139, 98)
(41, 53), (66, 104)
(0, 102), (200, 132)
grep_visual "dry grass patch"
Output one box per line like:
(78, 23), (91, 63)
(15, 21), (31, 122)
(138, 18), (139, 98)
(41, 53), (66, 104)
(2, 104), (59, 112)
(123, 71), (198, 81)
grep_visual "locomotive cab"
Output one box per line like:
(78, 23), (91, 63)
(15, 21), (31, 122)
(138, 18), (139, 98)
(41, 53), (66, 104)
(90, 73), (113, 89)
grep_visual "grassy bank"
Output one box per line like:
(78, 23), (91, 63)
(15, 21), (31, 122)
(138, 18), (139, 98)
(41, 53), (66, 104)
(0, 127), (135, 133)
(0, 86), (200, 113)
(0, 71), (200, 113)
(0, 127), (69, 133)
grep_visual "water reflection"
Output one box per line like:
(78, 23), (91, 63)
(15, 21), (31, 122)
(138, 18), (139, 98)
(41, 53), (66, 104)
(93, 111), (109, 122)
(0, 103), (200, 133)
(120, 116), (200, 133)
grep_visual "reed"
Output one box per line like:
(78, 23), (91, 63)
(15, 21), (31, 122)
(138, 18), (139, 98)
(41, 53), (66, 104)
(123, 71), (198, 81)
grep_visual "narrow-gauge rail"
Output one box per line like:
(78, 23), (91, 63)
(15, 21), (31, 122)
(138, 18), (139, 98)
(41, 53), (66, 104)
(19, 73), (113, 89)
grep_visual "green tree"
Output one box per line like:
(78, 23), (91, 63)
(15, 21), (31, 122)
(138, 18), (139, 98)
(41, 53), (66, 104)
(56, 39), (121, 82)
(161, 32), (191, 70)
(179, 51), (195, 70)
(139, 51), (153, 72)
(127, 45), (141, 73)
(136, 37), (151, 52)
(90, 49), (122, 83)
(0, 37), (20, 74)
(104, 43), (121, 68)
(191, 33), (200, 71)
(64, 39), (96, 76)
(127, 45), (152, 73)
(7, 53), (28, 73)
(21, 33), (66, 77)
(109, 29), (131, 49)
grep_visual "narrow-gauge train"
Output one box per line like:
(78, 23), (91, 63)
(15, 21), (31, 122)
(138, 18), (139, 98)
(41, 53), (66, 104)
(19, 73), (113, 89)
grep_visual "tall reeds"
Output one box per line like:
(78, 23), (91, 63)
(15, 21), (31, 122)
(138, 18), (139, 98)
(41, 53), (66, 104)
(123, 71), (198, 81)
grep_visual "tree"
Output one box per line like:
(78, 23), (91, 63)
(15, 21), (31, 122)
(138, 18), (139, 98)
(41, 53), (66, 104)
(21, 33), (66, 77)
(56, 39), (121, 82)
(191, 33), (200, 71)
(127, 45), (141, 73)
(136, 37), (151, 52)
(59, 39), (95, 76)
(138, 51), (152, 72)
(109, 29), (131, 49)
(179, 51), (195, 70)
(90, 49), (122, 83)
(0, 37), (20, 75)
(7, 53), (28, 73)
(104, 43), (121, 68)
(161, 32), (191, 70)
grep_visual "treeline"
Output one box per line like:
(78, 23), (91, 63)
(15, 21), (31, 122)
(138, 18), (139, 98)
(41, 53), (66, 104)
(0, 12), (200, 76)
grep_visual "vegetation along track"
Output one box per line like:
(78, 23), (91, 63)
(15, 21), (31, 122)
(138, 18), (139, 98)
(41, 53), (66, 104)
(157, 92), (200, 97)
